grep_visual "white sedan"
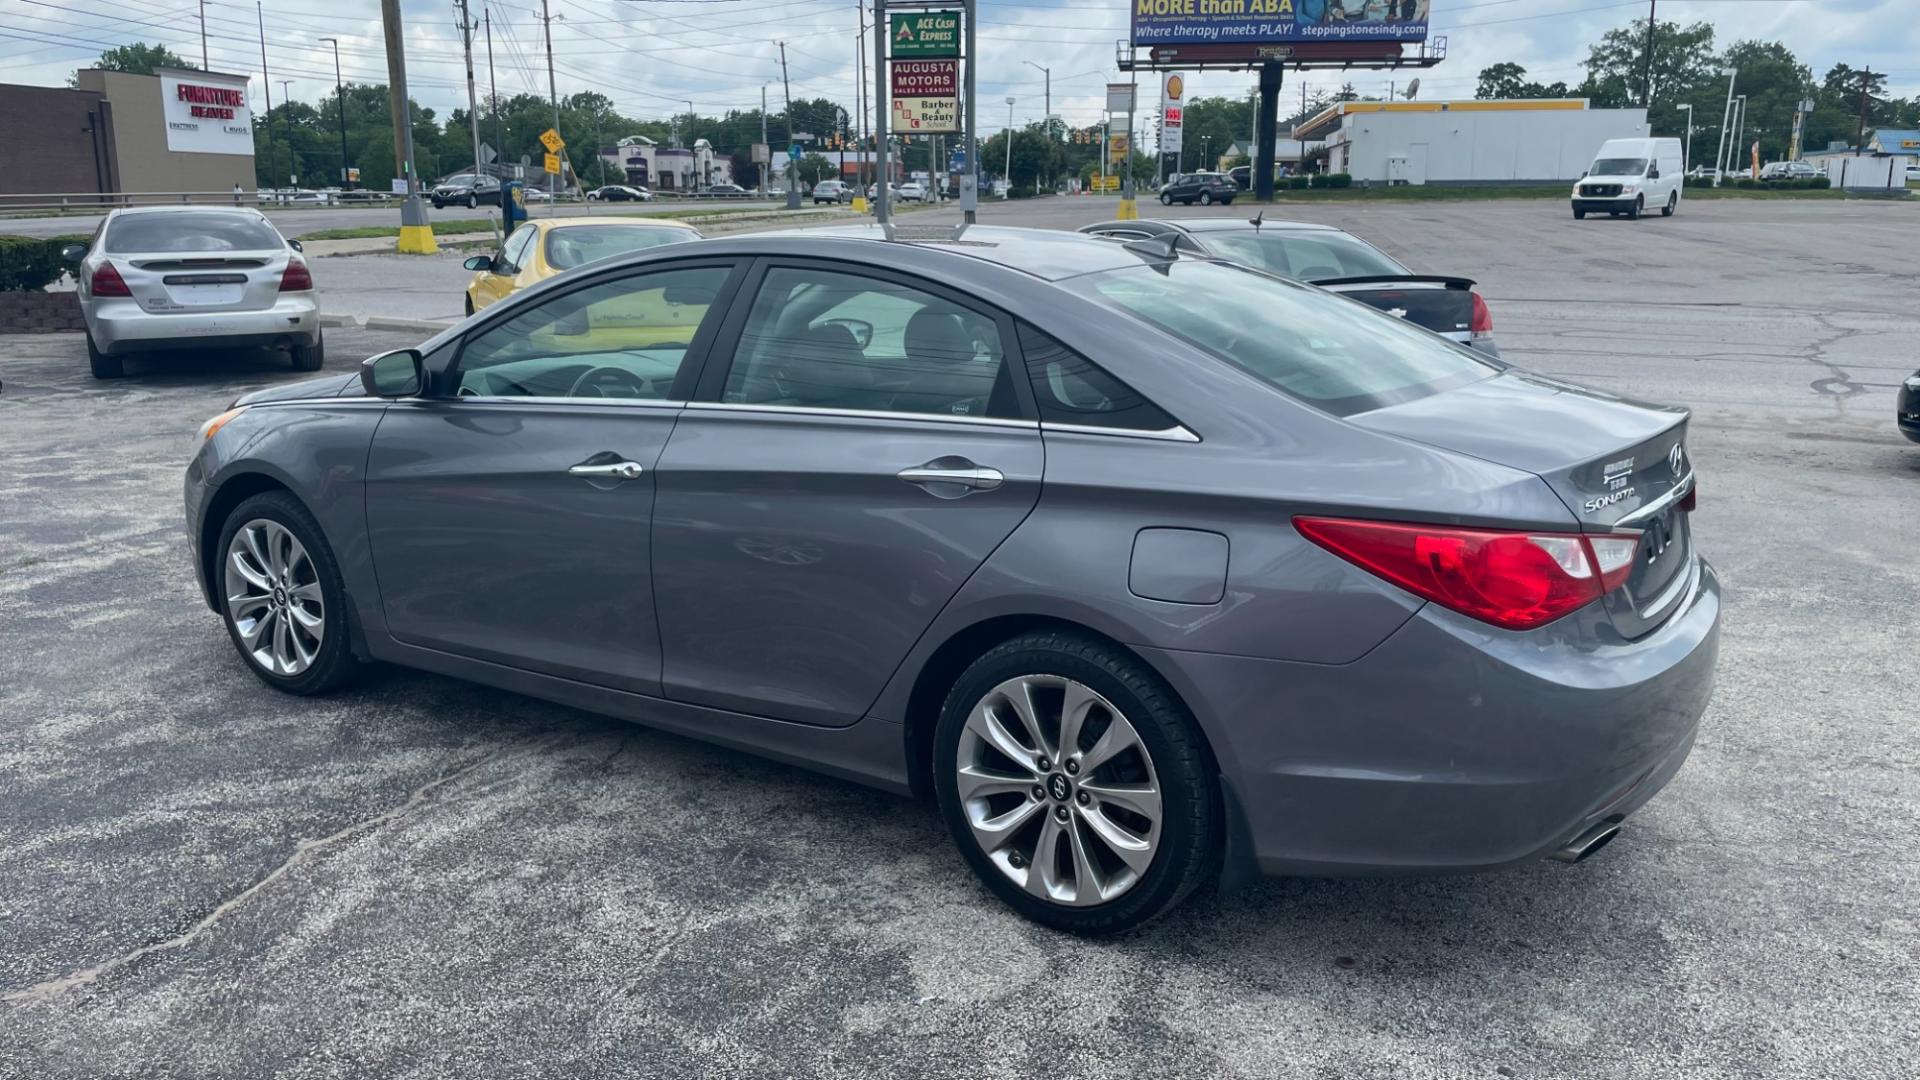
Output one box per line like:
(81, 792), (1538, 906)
(65, 206), (322, 378)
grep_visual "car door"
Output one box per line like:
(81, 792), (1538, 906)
(651, 260), (1043, 727)
(363, 257), (745, 694)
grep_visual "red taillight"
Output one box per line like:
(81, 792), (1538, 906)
(279, 258), (313, 291)
(1676, 482), (1697, 513)
(1293, 516), (1641, 631)
(90, 261), (131, 297)
(1469, 291), (1493, 337)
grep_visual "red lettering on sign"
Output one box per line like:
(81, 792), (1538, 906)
(176, 84), (246, 108)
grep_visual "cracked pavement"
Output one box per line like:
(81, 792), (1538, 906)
(2, 199), (1917, 1078)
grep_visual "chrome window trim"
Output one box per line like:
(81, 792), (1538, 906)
(685, 401), (1038, 430)
(1614, 471), (1693, 528)
(245, 398), (390, 408)
(450, 395), (686, 408)
(1040, 420), (1201, 443)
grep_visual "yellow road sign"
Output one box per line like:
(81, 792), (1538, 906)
(539, 128), (565, 154)
(544, 152), (562, 175)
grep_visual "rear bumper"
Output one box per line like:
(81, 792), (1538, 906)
(1141, 557), (1721, 876)
(88, 296), (319, 354)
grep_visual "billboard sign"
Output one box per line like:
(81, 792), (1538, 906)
(1106, 83), (1136, 114)
(1130, 0), (1430, 47)
(892, 60), (958, 97)
(159, 71), (254, 156)
(890, 10), (961, 57)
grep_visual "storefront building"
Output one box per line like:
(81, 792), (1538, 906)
(0, 68), (255, 199)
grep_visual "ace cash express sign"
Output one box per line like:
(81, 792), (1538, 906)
(159, 71), (255, 156)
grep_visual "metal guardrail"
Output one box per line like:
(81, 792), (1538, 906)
(0, 188), (780, 215)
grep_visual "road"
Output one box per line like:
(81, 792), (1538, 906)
(0, 197), (789, 240)
(2, 197), (1917, 1079)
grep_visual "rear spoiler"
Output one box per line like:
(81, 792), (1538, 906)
(1308, 274), (1477, 290)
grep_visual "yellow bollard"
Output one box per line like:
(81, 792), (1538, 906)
(851, 195), (869, 214)
(395, 224), (439, 254)
(1115, 197), (1139, 221)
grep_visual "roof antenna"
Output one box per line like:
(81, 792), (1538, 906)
(1249, 210), (1264, 230)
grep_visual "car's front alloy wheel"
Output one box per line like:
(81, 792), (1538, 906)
(935, 632), (1218, 934)
(217, 492), (359, 694)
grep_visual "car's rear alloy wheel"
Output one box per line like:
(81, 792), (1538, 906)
(1199, 191), (1213, 205)
(1160, 192), (1173, 205)
(935, 632), (1218, 934)
(218, 492), (359, 694)
(466, 194), (479, 209)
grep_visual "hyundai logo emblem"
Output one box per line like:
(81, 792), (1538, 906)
(1048, 774), (1071, 801)
(1668, 443), (1685, 476)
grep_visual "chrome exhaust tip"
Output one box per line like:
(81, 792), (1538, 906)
(1548, 821), (1621, 864)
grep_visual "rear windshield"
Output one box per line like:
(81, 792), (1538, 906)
(104, 212), (282, 253)
(1590, 157), (1648, 176)
(1198, 230), (1406, 280)
(544, 225), (695, 269)
(1070, 261), (1495, 416)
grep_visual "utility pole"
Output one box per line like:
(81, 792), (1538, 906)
(483, 8), (499, 164)
(319, 38), (349, 188)
(1711, 67), (1736, 187)
(380, 0), (435, 252)
(1025, 60), (1049, 191)
(780, 41), (800, 209)
(1854, 68), (1880, 152)
(455, 0), (485, 190)
(963, 0), (977, 222)
(1005, 96), (1014, 197)
(872, 0), (887, 224)
(199, 0), (209, 70)
(278, 78), (294, 184)
(1641, 0), (1657, 109)
(855, 3), (867, 195)
(257, 4), (279, 192)
(761, 85), (770, 194)
(540, 0), (560, 193)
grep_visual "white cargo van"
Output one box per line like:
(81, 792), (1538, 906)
(1572, 137), (1684, 220)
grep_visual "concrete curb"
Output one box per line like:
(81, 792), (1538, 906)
(362, 315), (456, 334)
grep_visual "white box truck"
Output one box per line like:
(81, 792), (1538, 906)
(1572, 137), (1685, 220)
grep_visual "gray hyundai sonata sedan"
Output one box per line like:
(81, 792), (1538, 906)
(185, 227), (1719, 934)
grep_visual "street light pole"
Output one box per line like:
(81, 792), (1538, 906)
(319, 37), (350, 188)
(1731, 94), (1748, 179)
(1677, 102), (1693, 175)
(1024, 60), (1050, 190)
(1005, 96), (1014, 197)
(278, 78), (294, 185)
(1711, 67), (1736, 187)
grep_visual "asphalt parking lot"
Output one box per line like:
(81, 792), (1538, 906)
(2, 198), (1917, 1079)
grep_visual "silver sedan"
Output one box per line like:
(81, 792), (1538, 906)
(67, 206), (322, 378)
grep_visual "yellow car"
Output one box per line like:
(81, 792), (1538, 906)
(462, 216), (702, 316)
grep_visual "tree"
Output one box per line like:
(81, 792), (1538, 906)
(1581, 18), (1719, 139)
(795, 153), (835, 185)
(89, 43), (196, 77)
(1713, 41), (1814, 164)
(1476, 63), (1572, 101)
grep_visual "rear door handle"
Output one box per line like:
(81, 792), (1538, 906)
(568, 460), (645, 480)
(897, 465), (1003, 491)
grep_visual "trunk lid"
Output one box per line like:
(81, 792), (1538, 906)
(1313, 275), (1476, 345)
(122, 249), (288, 315)
(1349, 371), (1696, 638)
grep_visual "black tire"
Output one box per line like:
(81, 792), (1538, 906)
(1199, 191), (1213, 206)
(465, 193), (478, 209)
(431, 199), (445, 210)
(1160, 192), (1173, 206)
(463, 294), (475, 317)
(215, 490), (362, 695)
(290, 329), (324, 371)
(933, 630), (1220, 936)
(1628, 195), (1643, 220)
(1573, 208), (1586, 219)
(1662, 191), (1677, 217)
(86, 331), (123, 379)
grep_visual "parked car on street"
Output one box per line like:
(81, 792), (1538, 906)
(1899, 369), (1920, 442)
(1080, 216), (1499, 354)
(587, 185), (653, 202)
(430, 173), (502, 210)
(66, 206), (322, 378)
(897, 181), (928, 203)
(813, 180), (852, 204)
(1760, 161), (1820, 182)
(186, 225), (1718, 935)
(1158, 172), (1237, 206)
(461, 217), (702, 314)
(702, 183), (749, 197)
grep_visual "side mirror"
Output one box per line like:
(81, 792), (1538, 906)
(60, 244), (87, 264)
(360, 348), (424, 398)
(463, 255), (494, 272)
(1648, 169), (1660, 180)
(288, 238), (304, 252)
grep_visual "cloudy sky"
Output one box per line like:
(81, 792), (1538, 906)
(5, 0), (1917, 138)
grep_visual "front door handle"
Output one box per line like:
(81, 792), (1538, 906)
(897, 464), (1004, 491)
(569, 460), (645, 481)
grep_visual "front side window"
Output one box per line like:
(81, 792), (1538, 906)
(722, 267), (1017, 419)
(454, 264), (731, 399)
(1200, 230), (1406, 280)
(1071, 261), (1495, 416)
(544, 225), (695, 270)
(498, 227), (538, 272)
(104, 212), (281, 253)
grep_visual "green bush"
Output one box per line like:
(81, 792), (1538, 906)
(1810, 175), (1831, 189)
(1734, 177), (1761, 189)
(0, 234), (90, 292)
(1323, 172), (1354, 188)
(1285, 175), (1310, 189)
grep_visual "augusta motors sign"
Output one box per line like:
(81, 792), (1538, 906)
(158, 70), (254, 157)
(891, 60), (957, 97)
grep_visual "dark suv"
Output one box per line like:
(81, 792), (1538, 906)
(1159, 172), (1236, 206)
(429, 174), (502, 210)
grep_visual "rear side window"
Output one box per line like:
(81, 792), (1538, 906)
(1018, 323), (1177, 432)
(545, 225), (693, 269)
(1200, 231), (1405, 280)
(104, 212), (281, 253)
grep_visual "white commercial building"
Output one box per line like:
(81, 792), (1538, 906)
(598, 135), (732, 191)
(1293, 100), (1652, 185)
